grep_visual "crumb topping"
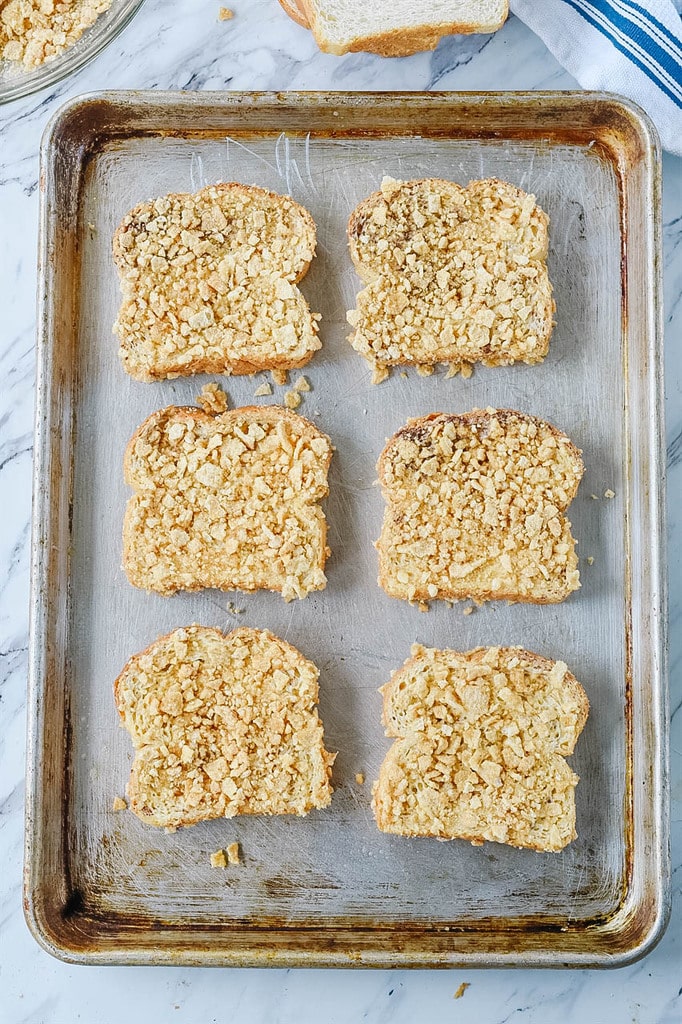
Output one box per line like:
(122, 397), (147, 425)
(116, 627), (335, 829)
(347, 177), (553, 375)
(378, 410), (583, 604)
(0, 0), (112, 68)
(197, 382), (229, 414)
(124, 405), (332, 601)
(113, 184), (321, 381)
(373, 645), (588, 851)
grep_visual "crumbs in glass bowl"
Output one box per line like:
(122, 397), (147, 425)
(0, 0), (113, 69)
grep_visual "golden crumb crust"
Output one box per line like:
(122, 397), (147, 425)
(372, 644), (589, 851)
(113, 183), (320, 381)
(347, 177), (553, 378)
(114, 626), (335, 830)
(377, 409), (583, 604)
(123, 403), (332, 601)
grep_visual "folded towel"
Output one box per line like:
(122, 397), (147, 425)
(511, 0), (682, 156)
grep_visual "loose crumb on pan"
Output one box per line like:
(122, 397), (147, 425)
(462, 605), (473, 616)
(0, 0), (113, 68)
(218, 6), (234, 19)
(226, 841), (240, 865)
(284, 390), (302, 409)
(586, 556), (595, 565)
(210, 849), (228, 868)
(604, 488), (615, 499)
(355, 773), (365, 785)
(454, 983), (470, 999)
(293, 375), (311, 392)
(197, 382), (229, 414)
(112, 796), (127, 812)
(272, 368), (288, 386)
(227, 600), (244, 616)
(445, 361), (473, 380)
(254, 380), (272, 397)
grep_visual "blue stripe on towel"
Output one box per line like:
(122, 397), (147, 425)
(562, 0), (682, 106)
(617, 0), (682, 56)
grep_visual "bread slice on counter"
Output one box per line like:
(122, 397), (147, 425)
(123, 404), (332, 600)
(347, 177), (553, 381)
(113, 183), (320, 381)
(115, 626), (335, 830)
(373, 644), (589, 851)
(377, 409), (583, 604)
(295, 1), (508, 56)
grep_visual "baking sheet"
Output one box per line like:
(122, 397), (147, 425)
(26, 92), (669, 967)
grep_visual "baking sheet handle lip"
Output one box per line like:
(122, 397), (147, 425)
(23, 100), (76, 960)
(34, 87), (669, 144)
(23, 108), (54, 957)
(636, 97), (671, 951)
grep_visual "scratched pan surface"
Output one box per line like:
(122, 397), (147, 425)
(26, 92), (669, 967)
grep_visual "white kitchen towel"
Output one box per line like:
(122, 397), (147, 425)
(510, 0), (682, 156)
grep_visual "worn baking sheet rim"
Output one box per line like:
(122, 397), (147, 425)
(24, 90), (670, 968)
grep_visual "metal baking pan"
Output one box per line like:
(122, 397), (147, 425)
(26, 91), (669, 967)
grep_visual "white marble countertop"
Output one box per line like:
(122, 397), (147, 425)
(1, 2), (680, 1021)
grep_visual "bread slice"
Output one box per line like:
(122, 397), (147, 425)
(123, 404), (332, 600)
(279, 0), (310, 28)
(114, 626), (335, 829)
(113, 183), (320, 381)
(377, 409), (583, 604)
(373, 644), (589, 851)
(347, 177), (553, 381)
(297, 1), (508, 56)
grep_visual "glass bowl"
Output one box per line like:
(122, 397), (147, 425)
(0, 0), (145, 105)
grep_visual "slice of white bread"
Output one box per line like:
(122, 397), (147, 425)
(115, 626), (335, 829)
(296, 1), (508, 56)
(279, 0), (310, 28)
(113, 183), (320, 381)
(123, 404), (332, 600)
(347, 177), (553, 381)
(373, 644), (589, 851)
(377, 409), (583, 604)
